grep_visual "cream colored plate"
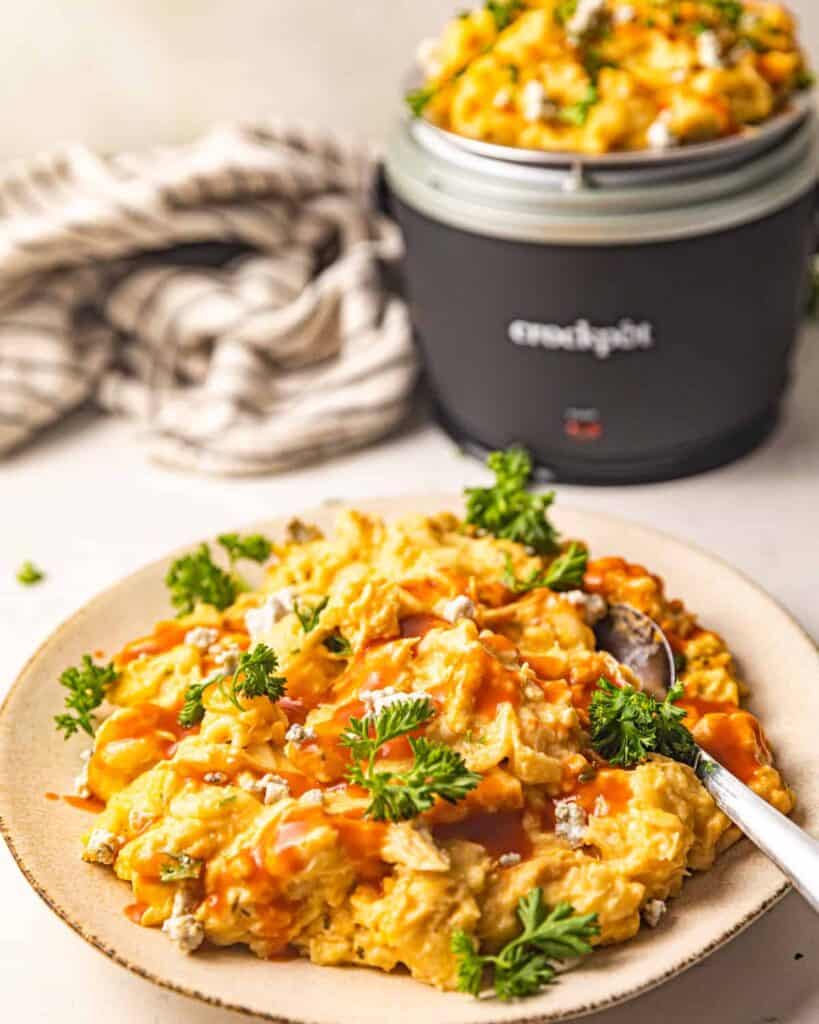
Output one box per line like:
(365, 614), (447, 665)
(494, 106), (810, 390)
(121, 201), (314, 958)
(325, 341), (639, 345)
(1, 497), (817, 1024)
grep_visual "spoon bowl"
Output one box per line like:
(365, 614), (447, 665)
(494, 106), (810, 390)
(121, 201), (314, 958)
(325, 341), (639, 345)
(593, 603), (676, 700)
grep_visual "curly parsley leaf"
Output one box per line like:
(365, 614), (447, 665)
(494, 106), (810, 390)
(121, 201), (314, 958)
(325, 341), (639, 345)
(405, 49), (484, 117)
(178, 676), (219, 729)
(589, 678), (656, 766)
(503, 542), (588, 594)
(16, 560), (45, 586)
(589, 678), (698, 768)
(217, 532), (272, 566)
(554, 0), (578, 25)
(487, 0), (525, 31)
(341, 697), (434, 760)
(406, 84), (438, 117)
(340, 698), (480, 821)
(323, 630), (353, 656)
(165, 544), (236, 616)
(705, 0), (743, 28)
(294, 596), (329, 634)
(54, 656), (118, 739)
(559, 83), (599, 125)
(159, 852), (202, 882)
(230, 643), (286, 706)
(178, 643), (285, 726)
(655, 681), (699, 765)
(465, 447), (560, 555)
(452, 891), (599, 999)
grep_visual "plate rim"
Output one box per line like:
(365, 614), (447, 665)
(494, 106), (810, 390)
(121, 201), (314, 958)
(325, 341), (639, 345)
(1, 496), (816, 1023)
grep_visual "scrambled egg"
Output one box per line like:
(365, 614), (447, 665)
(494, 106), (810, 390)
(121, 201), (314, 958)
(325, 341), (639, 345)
(414, 0), (811, 154)
(78, 510), (792, 989)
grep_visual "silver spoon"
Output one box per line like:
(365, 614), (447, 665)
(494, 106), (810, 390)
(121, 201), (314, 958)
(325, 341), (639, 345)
(594, 603), (819, 914)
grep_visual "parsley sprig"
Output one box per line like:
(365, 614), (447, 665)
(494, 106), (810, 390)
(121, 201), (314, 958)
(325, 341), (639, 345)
(178, 643), (286, 728)
(465, 447), (560, 555)
(159, 852), (202, 882)
(340, 698), (481, 822)
(560, 83), (599, 126)
(452, 891), (599, 999)
(503, 542), (588, 594)
(217, 532), (272, 566)
(589, 678), (698, 768)
(294, 596), (329, 634)
(166, 534), (274, 616)
(487, 0), (524, 31)
(54, 655), (118, 738)
(323, 630), (353, 656)
(16, 560), (45, 586)
(166, 544), (236, 615)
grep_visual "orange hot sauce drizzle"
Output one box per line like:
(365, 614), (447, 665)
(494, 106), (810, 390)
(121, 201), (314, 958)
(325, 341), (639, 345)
(114, 621), (190, 667)
(124, 901), (148, 925)
(399, 614), (448, 639)
(432, 809), (532, 860)
(569, 769), (632, 816)
(44, 792), (105, 812)
(63, 794), (106, 813)
(692, 711), (770, 784)
(473, 636), (522, 719)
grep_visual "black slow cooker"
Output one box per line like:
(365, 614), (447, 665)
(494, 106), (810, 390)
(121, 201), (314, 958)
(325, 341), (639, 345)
(383, 96), (818, 483)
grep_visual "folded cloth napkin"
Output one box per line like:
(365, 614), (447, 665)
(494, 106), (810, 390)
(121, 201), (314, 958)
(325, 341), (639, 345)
(0, 121), (416, 474)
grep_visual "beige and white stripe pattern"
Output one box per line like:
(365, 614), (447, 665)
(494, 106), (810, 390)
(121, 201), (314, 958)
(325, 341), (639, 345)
(0, 122), (416, 474)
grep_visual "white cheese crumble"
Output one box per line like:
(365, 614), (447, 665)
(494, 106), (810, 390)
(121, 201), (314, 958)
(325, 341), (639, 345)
(85, 829), (121, 865)
(493, 87), (514, 109)
(697, 30), (723, 69)
(250, 773), (290, 805)
(592, 794), (609, 817)
(441, 595), (476, 623)
(162, 913), (204, 953)
(300, 788), (324, 807)
(213, 644), (241, 674)
(613, 4), (636, 24)
(567, 0), (607, 43)
(498, 852), (522, 868)
(521, 80), (558, 123)
(285, 723), (317, 745)
(416, 37), (443, 77)
(564, 590), (609, 625)
(74, 747), (92, 799)
(184, 626), (219, 650)
(642, 899), (667, 928)
(359, 686), (430, 718)
(172, 886), (198, 917)
(244, 588), (295, 640)
(554, 799), (588, 848)
(202, 771), (228, 785)
(647, 115), (678, 151)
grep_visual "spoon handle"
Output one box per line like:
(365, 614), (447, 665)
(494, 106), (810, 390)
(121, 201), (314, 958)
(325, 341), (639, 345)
(697, 750), (819, 913)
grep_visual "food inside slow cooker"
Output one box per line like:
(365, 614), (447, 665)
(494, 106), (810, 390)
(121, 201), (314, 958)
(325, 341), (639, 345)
(407, 0), (813, 154)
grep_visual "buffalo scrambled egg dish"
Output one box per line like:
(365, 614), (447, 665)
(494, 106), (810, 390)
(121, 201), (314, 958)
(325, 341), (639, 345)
(409, 0), (813, 154)
(62, 488), (793, 994)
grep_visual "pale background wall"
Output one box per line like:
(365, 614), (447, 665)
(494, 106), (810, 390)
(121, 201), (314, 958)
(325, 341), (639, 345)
(2, 0), (817, 162)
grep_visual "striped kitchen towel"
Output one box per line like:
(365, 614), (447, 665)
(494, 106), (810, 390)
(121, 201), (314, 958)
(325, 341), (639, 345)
(0, 121), (416, 475)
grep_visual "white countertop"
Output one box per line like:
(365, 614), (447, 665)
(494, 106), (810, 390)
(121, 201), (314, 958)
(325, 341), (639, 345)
(1, 326), (818, 1023)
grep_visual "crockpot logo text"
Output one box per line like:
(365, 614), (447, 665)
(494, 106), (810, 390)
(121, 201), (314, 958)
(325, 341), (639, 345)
(508, 318), (655, 360)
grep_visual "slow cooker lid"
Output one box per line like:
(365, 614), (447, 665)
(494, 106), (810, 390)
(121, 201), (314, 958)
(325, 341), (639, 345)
(385, 107), (819, 246)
